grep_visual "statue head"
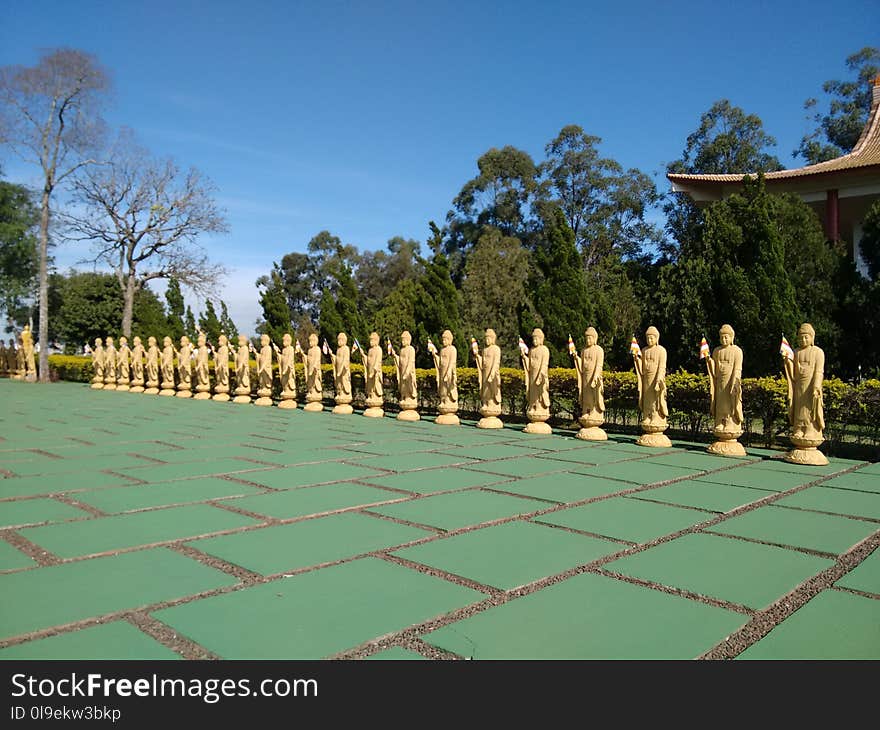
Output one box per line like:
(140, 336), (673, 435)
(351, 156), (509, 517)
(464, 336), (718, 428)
(148, 336), (157, 347)
(585, 327), (598, 347)
(308, 333), (318, 347)
(645, 326), (660, 347)
(719, 324), (735, 346)
(181, 335), (191, 347)
(94, 337), (103, 347)
(485, 328), (496, 346)
(260, 333), (270, 347)
(163, 336), (171, 347)
(238, 334), (248, 346)
(218, 334), (227, 346)
(401, 330), (411, 347)
(133, 336), (141, 347)
(337, 332), (347, 346)
(282, 333), (292, 346)
(119, 336), (128, 346)
(369, 331), (379, 347)
(106, 336), (115, 347)
(532, 328), (544, 346)
(441, 329), (453, 346)
(197, 333), (206, 347)
(797, 323), (815, 348)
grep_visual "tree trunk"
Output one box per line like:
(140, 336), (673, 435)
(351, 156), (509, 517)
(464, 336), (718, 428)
(38, 186), (51, 383)
(121, 275), (137, 338)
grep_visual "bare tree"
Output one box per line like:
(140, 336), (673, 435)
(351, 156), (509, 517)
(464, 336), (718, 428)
(0, 49), (110, 381)
(65, 132), (229, 336)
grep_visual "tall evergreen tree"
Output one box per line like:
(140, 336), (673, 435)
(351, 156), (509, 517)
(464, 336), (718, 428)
(256, 265), (292, 345)
(413, 222), (462, 365)
(184, 305), (196, 339)
(0, 176), (39, 329)
(219, 300), (238, 339)
(164, 277), (185, 341)
(198, 300), (222, 344)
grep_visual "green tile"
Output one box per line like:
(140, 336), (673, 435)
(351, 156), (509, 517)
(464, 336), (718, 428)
(0, 498), (90, 528)
(424, 572), (747, 659)
(0, 472), (139, 499)
(394, 521), (620, 590)
(0, 541), (35, 570)
(605, 533), (833, 609)
(774, 486), (880, 520)
(240, 462), (386, 489)
(190, 512), (430, 575)
(437, 444), (544, 461)
(823, 471), (880, 495)
(74, 477), (267, 513)
(6, 454), (159, 477)
(0, 621), (180, 660)
(152, 557), (482, 658)
(697, 465), (816, 491)
(859, 462), (880, 475)
(635, 480), (772, 513)
(0, 548), (235, 640)
(351, 452), (476, 472)
(370, 491), (547, 531)
(536, 497), (711, 543)
(570, 460), (701, 486)
(20, 504), (259, 558)
(710, 505), (876, 555)
(338, 439), (444, 456)
(366, 647), (425, 660)
(464, 456), (571, 478)
(750, 458), (862, 477)
(836, 549), (880, 594)
(646, 451), (754, 472)
(360, 467), (509, 494)
(491, 472), (630, 504)
(221, 483), (408, 519)
(738, 591), (880, 659)
(122, 458), (272, 482)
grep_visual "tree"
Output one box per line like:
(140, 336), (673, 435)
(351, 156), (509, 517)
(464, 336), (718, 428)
(0, 175), (39, 329)
(219, 300), (238, 339)
(165, 277), (185, 341)
(198, 300), (222, 344)
(0, 48), (110, 380)
(859, 199), (880, 280)
(256, 265), (292, 345)
(277, 251), (316, 321)
(796, 47), (880, 164)
(356, 236), (423, 320)
(184, 305), (196, 340)
(64, 130), (228, 336)
(317, 258), (363, 346)
(412, 222), (461, 366)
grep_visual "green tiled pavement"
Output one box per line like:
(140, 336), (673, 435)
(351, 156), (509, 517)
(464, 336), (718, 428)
(0, 541), (35, 571)
(644, 451), (754, 473)
(636, 480), (772, 513)
(0, 472), (139, 499)
(696, 465), (817, 491)
(709, 505), (876, 555)
(738, 590), (880, 659)
(121, 458), (273, 482)
(152, 557), (482, 658)
(822, 471), (880, 495)
(436, 444), (545, 461)
(535, 496), (712, 544)
(0, 498), (90, 528)
(774, 486), (880, 521)
(189, 512), (430, 575)
(0, 548), (235, 640)
(489, 472), (630, 504)
(366, 647), (425, 660)
(74, 477), (267, 513)
(0, 621), (180, 660)
(19, 504), (260, 558)
(463, 456), (571, 478)
(220, 482), (408, 519)
(570, 460), (701, 486)
(605, 533), (833, 609)
(235, 462), (386, 489)
(350, 452), (476, 472)
(393, 521), (621, 590)
(835, 549), (880, 595)
(424, 572), (747, 659)
(337, 438), (446, 456)
(748, 458), (863, 478)
(369, 491), (547, 531)
(359, 467), (508, 494)
(5, 454), (159, 477)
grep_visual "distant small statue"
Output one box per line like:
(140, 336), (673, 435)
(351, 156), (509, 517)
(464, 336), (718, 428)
(193, 332), (212, 399)
(472, 328), (502, 429)
(116, 336), (131, 391)
(703, 324), (745, 456)
(302, 333), (324, 412)
(91, 337), (105, 389)
(431, 329), (459, 425)
(781, 323), (828, 465)
(362, 331), (384, 418)
(571, 327), (606, 440)
(211, 334), (231, 401)
(521, 328), (551, 434)
(129, 336), (145, 392)
(144, 336), (160, 394)
(254, 333), (274, 406)
(103, 336), (118, 390)
(159, 336), (176, 395)
(633, 326), (671, 447)
(21, 324), (36, 381)
(274, 333), (297, 409)
(330, 332), (352, 414)
(231, 334), (253, 403)
(390, 330), (419, 421)
(176, 335), (193, 398)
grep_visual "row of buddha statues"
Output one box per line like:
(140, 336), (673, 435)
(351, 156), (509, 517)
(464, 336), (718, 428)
(1, 325), (37, 382)
(86, 323), (828, 466)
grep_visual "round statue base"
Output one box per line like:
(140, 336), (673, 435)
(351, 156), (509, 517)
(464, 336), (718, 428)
(524, 420), (552, 435)
(175, 389), (192, 398)
(193, 392), (211, 400)
(25, 372), (37, 382)
(436, 413), (460, 426)
(159, 389), (176, 397)
(637, 431), (672, 448)
(116, 384), (130, 392)
(332, 403), (353, 415)
(397, 409), (420, 421)
(103, 384), (117, 391)
(212, 393), (230, 402)
(477, 416), (503, 429)
(304, 401), (323, 412)
(129, 386), (145, 394)
(254, 396), (273, 406)
(143, 387), (159, 395)
(364, 407), (384, 418)
(784, 437), (828, 466)
(278, 399), (298, 409)
(577, 426), (607, 441)
(90, 382), (105, 389)
(10, 374), (23, 381)
(707, 434), (746, 457)
(196, 385), (211, 394)
(233, 395), (252, 404)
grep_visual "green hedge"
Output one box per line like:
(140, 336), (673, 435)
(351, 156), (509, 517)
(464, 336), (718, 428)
(48, 355), (879, 458)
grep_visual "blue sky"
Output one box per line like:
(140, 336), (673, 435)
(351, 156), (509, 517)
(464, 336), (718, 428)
(2, 0), (878, 334)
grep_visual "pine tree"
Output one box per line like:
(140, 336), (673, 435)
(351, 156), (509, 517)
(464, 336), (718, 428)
(219, 300), (238, 339)
(198, 300), (222, 344)
(256, 267), (292, 345)
(184, 305), (196, 340)
(413, 222), (462, 366)
(164, 277), (185, 341)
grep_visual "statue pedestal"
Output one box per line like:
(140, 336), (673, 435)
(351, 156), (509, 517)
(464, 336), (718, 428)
(333, 395), (353, 415)
(130, 379), (144, 393)
(576, 414), (607, 441)
(193, 391), (211, 400)
(25, 372), (37, 382)
(477, 405), (503, 429)
(304, 393), (323, 412)
(103, 383), (117, 391)
(278, 398), (298, 409)
(116, 383), (130, 392)
(524, 410), (551, 434)
(436, 403), (459, 426)
(708, 429), (746, 457)
(784, 435), (828, 466)
(254, 388), (273, 406)
(175, 388), (192, 398)
(397, 397), (419, 421)
(364, 396), (384, 418)
(91, 381), (105, 390)
(143, 387), (159, 395)
(637, 422), (671, 448)
(159, 389), (175, 396)
(233, 394), (252, 404)
(212, 392), (230, 402)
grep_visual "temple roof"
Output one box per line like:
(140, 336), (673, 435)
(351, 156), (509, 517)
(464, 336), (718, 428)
(668, 76), (880, 188)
